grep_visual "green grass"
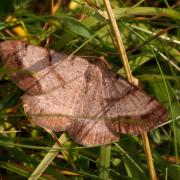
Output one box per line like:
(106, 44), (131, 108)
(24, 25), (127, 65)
(0, 0), (180, 179)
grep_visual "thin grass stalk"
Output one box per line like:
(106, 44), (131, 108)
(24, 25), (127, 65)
(99, 145), (111, 180)
(51, 0), (54, 15)
(28, 133), (68, 180)
(103, 0), (133, 82)
(104, 7), (180, 20)
(102, 0), (157, 179)
(141, 132), (157, 179)
(155, 54), (178, 159)
(51, 0), (62, 16)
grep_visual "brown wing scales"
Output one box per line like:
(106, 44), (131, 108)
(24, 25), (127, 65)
(0, 40), (168, 147)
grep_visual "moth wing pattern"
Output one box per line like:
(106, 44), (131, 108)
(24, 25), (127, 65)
(100, 70), (168, 134)
(0, 40), (168, 146)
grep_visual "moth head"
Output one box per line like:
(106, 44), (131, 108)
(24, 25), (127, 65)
(0, 40), (27, 63)
(0, 40), (39, 94)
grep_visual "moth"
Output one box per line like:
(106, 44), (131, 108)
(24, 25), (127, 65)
(0, 40), (168, 146)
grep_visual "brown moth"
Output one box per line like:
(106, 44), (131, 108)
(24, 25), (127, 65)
(0, 40), (168, 146)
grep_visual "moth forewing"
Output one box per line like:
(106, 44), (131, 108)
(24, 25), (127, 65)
(0, 40), (168, 146)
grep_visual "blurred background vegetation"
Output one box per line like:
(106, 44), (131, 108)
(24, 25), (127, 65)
(0, 0), (180, 179)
